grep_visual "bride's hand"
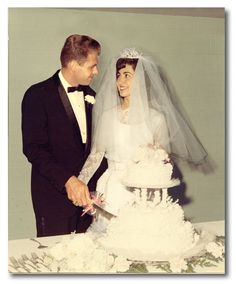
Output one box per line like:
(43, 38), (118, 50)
(65, 176), (92, 207)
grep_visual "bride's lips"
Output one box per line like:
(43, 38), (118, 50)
(119, 86), (128, 92)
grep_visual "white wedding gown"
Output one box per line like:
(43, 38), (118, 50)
(78, 108), (169, 229)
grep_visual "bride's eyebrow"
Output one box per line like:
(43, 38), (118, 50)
(116, 71), (133, 78)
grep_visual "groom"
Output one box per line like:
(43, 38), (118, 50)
(21, 34), (107, 237)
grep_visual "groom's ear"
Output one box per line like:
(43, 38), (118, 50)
(70, 59), (85, 71)
(69, 60), (77, 70)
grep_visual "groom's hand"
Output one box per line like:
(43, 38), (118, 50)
(65, 176), (92, 207)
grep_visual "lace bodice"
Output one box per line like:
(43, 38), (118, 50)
(78, 108), (166, 184)
(117, 107), (129, 124)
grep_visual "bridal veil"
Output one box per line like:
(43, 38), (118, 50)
(92, 48), (208, 166)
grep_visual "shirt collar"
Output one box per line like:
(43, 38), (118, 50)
(58, 70), (73, 94)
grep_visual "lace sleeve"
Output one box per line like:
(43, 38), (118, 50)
(78, 150), (105, 185)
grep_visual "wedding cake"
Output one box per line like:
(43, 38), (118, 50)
(23, 146), (223, 273)
(98, 190), (202, 262)
(97, 146), (212, 262)
(122, 146), (180, 188)
(44, 189), (218, 273)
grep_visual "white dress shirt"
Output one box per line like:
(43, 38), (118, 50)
(58, 71), (87, 143)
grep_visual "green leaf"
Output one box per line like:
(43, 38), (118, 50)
(126, 262), (148, 273)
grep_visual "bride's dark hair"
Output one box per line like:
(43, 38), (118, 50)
(116, 58), (138, 74)
(93, 49), (209, 167)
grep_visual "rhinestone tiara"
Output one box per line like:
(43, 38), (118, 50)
(120, 48), (143, 59)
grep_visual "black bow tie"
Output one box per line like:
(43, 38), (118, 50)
(67, 85), (84, 93)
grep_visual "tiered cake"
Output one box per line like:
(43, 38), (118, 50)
(99, 191), (200, 261)
(122, 146), (180, 188)
(43, 146), (220, 273)
(98, 146), (203, 261)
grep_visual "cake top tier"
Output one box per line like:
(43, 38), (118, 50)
(122, 145), (180, 188)
(132, 145), (170, 164)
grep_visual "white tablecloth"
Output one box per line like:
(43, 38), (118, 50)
(8, 220), (225, 274)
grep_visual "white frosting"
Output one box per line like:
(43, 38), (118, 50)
(122, 146), (180, 188)
(48, 233), (116, 272)
(42, 146), (221, 272)
(97, 147), (194, 262)
(99, 193), (200, 261)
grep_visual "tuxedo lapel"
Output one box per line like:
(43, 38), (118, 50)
(53, 71), (94, 154)
(58, 83), (76, 124)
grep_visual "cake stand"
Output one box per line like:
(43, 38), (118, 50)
(123, 178), (181, 206)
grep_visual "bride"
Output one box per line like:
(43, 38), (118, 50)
(78, 48), (208, 227)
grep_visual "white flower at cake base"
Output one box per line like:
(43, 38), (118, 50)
(84, 95), (95, 104)
(49, 242), (65, 261)
(109, 255), (131, 272)
(85, 248), (114, 272)
(206, 241), (224, 258)
(47, 233), (117, 273)
(67, 255), (88, 272)
(42, 255), (54, 266)
(169, 257), (188, 273)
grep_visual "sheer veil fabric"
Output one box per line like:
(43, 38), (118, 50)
(92, 48), (208, 166)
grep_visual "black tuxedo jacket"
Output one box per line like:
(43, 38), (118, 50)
(22, 70), (107, 218)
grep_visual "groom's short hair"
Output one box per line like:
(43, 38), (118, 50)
(60, 34), (101, 67)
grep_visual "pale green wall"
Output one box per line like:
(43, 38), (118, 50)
(8, 8), (225, 240)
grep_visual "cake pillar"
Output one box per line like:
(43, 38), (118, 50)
(134, 188), (140, 204)
(140, 188), (148, 207)
(162, 188), (168, 203)
(153, 190), (161, 206)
